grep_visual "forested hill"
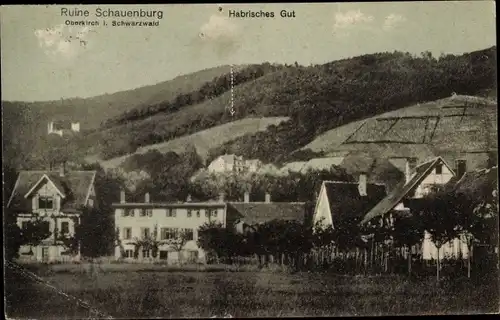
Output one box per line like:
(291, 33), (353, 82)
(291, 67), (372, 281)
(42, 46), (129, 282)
(2, 46), (497, 171)
(207, 46), (497, 164)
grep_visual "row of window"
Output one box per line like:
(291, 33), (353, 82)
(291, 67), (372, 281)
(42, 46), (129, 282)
(122, 227), (195, 241)
(20, 221), (70, 234)
(123, 249), (199, 260)
(120, 208), (219, 218)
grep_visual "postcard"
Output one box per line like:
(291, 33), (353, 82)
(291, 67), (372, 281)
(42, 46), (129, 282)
(2, 2), (498, 318)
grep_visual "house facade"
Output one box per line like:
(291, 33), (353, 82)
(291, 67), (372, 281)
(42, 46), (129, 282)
(207, 154), (262, 173)
(47, 120), (80, 137)
(6, 166), (97, 262)
(113, 192), (236, 263)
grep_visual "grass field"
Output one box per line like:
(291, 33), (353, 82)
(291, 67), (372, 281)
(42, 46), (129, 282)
(5, 263), (498, 318)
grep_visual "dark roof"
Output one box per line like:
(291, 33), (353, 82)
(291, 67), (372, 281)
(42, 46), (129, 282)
(227, 202), (308, 225)
(360, 157), (448, 224)
(322, 181), (387, 220)
(7, 170), (96, 212)
(448, 166), (498, 198)
(338, 153), (404, 191)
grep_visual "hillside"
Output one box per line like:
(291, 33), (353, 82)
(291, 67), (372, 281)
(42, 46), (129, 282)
(300, 94), (497, 161)
(95, 117), (290, 169)
(207, 47), (497, 164)
(3, 46), (497, 171)
(3, 66), (235, 130)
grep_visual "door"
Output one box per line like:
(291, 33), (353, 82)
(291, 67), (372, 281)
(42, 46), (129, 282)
(41, 247), (49, 262)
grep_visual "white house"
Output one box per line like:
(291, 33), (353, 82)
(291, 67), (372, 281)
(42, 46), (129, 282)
(6, 165), (97, 262)
(48, 121), (80, 137)
(207, 154), (262, 173)
(113, 192), (239, 263)
(361, 156), (466, 260)
(207, 154), (246, 173)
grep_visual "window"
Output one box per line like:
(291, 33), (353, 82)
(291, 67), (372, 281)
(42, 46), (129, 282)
(456, 160), (467, 178)
(141, 227), (151, 239)
(161, 227), (178, 240)
(206, 209), (217, 217)
(124, 249), (134, 258)
(38, 197), (54, 209)
(41, 221), (50, 234)
(139, 209), (146, 217)
(123, 227), (132, 240)
(142, 250), (150, 258)
(88, 199), (94, 207)
(196, 210), (200, 218)
(435, 164), (443, 175)
(21, 221), (29, 230)
(159, 250), (169, 260)
(183, 228), (194, 241)
(166, 208), (177, 217)
(187, 209), (192, 218)
(123, 209), (134, 217)
(60, 222), (69, 235)
(145, 209), (153, 217)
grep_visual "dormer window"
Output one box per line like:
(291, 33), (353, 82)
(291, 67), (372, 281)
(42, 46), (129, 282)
(38, 196), (54, 210)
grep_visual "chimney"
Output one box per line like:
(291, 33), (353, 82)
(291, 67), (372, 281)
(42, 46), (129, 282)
(218, 192), (225, 203)
(145, 192), (150, 203)
(186, 194), (192, 202)
(120, 190), (126, 204)
(59, 162), (66, 177)
(358, 173), (367, 196)
(265, 192), (271, 203)
(244, 191), (250, 203)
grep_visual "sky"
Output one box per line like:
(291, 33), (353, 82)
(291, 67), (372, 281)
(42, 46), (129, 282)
(1, 2), (496, 102)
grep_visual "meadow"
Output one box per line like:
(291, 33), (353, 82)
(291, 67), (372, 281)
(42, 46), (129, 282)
(5, 263), (498, 319)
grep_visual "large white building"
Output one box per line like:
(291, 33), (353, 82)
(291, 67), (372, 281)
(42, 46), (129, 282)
(113, 192), (234, 263)
(112, 191), (309, 263)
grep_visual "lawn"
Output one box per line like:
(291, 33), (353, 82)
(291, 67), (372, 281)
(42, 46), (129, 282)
(5, 264), (498, 318)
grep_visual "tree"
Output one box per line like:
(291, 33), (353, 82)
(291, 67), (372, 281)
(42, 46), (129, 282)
(58, 207), (114, 259)
(4, 212), (23, 261)
(390, 213), (425, 276)
(20, 217), (52, 256)
(197, 222), (244, 263)
(166, 229), (192, 264)
(456, 187), (499, 278)
(414, 192), (461, 281)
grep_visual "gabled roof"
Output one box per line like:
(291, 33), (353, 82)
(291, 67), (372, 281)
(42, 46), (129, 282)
(447, 166), (498, 198)
(319, 181), (387, 222)
(23, 174), (67, 199)
(360, 157), (452, 224)
(7, 170), (97, 212)
(227, 202), (308, 226)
